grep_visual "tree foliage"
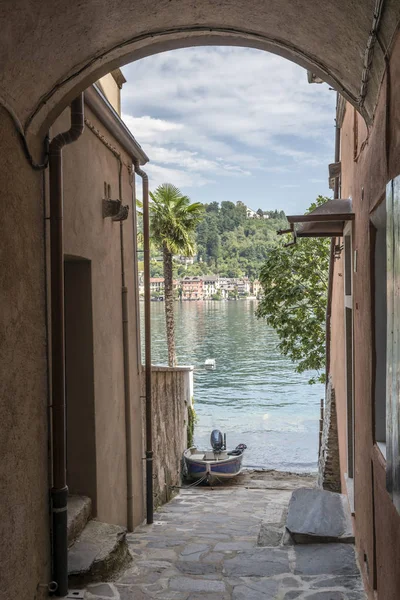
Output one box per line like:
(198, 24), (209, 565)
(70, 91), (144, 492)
(194, 201), (287, 279)
(141, 200), (288, 279)
(256, 196), (330, 384)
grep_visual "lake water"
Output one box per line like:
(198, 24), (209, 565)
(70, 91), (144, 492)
(143, 300), (323, 473)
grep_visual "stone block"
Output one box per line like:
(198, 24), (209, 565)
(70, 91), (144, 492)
(169, 577), (226, 592)
(286, 488), (354, 544)
(223, 548), (290, 576)
(294, 544), (359, 576)
(68, 521), (130, 586)
(257, 523), (283, 546)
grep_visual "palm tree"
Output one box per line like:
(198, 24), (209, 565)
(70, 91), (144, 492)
(149, 184), (204, 366)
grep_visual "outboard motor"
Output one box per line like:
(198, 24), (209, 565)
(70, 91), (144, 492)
(210, 429), (224, 452)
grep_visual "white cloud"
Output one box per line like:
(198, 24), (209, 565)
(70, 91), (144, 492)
(123, 115), (183, 142)
(122, 47), (334, 147)
(120, 46), (335, 206)
(142, 163), (212, 189)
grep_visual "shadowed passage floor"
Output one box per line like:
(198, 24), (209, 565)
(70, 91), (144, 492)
(83, 471), (366, 600)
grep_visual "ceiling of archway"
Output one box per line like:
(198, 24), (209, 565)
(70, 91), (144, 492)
(1, 0), (400, 135)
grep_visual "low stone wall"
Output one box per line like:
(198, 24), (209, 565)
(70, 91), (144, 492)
(142, 365), (194, 509)
(318, 377), (341, 492)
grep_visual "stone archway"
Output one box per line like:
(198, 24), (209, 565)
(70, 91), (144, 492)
(2, 2), (400, 598)
(1, 0), (400, 142)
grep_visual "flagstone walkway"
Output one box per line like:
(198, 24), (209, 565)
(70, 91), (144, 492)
(82, 472), (366, 600)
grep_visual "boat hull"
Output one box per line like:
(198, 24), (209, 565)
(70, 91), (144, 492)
(183, 449), (244, 483)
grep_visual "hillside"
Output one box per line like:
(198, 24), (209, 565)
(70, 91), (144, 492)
(147, 201), (288, 280)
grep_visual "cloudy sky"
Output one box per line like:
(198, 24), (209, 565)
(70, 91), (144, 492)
(121, 46), (336, 214)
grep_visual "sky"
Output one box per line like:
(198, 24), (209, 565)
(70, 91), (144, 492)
(121, 46), (336, 214)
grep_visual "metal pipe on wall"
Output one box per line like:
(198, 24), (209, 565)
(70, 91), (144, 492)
(49, 94), (84, 597)
(117, 157), (135, 532)
(133, 159), (153, 525)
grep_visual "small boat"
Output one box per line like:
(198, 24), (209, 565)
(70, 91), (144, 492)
(183, 429), (246, 483)
(204, 358), (216, 370)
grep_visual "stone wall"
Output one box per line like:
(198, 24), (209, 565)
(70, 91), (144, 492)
(318, 377), (341, 493)
(142, 365), (194, 509)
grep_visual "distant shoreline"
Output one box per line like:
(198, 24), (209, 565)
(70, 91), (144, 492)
(140, 296), (260, 302)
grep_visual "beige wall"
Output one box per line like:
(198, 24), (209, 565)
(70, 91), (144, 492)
(0, 107), (50, 600)
(51, 104), (144, 527)
(98, 74), (121, 115)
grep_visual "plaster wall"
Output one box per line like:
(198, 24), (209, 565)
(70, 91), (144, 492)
(0, 108), (50, 599)
(98, 74), (121, 115)
(142, 366), (193, 508)
(329, 29), (400, 600)
(51, 104), (144, 527)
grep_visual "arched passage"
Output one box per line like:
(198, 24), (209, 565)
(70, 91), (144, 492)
(3, 2), (400, 599)
(1, 0), (400, 139)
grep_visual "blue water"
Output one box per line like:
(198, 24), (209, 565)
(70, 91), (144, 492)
(143, 300), (323, 472)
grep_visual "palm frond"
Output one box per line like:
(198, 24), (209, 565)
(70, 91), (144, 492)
(148, 183), (204, 255)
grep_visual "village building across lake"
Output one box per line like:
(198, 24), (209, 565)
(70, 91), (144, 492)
(141, 274), (259, 300)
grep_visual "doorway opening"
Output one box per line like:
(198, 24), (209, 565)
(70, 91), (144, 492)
(64, 256), (97, 514)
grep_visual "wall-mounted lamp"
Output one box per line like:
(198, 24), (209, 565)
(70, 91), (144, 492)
(102, 198), (129, 221)
(103, 198), (121, 218)
(112, 205), (129, 222)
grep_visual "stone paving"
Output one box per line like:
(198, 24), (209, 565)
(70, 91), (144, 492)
(82, 472), (366, 600)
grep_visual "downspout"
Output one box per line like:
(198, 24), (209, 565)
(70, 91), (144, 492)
(49, 94), (84, 597)
(133, 159), (153, 525)
(116, 157), (135, 532)
(325, 93), (341, 383)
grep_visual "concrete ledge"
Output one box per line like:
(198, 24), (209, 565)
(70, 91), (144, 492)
(68, 521), (131, 587)
(150, 364), (194, 372)
(67, 496), (92, 547)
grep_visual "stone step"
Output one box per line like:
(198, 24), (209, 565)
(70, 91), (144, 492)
(68, 520), (131, 588)
(68, 495), (92, 547)
(286, 487), (355, 544)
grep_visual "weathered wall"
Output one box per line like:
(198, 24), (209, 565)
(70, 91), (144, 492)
(52, 103), (144, 528)
(0, 108), (50, 599)
(318, 377), (341, 493)
(142, 366), (193, 508)
(329, 29), (400, 600)
(329, 250), (348, 489)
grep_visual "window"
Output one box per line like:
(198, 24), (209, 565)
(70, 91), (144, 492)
(385, 177), (400, 512)
(370, 200), (386, 457)
(344, 222), (354, 480)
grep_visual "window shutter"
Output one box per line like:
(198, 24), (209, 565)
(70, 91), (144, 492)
(386, 177), (400, 511)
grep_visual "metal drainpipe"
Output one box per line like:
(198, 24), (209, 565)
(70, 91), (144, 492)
(49, 94), (84, 597)
(117, 157), (135, 532)
(133, 159), (153, 525)
(325, 93), (341, 383)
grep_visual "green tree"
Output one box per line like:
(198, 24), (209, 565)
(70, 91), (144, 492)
(149, 183), (204, 366)
(256, 196), (330, 384)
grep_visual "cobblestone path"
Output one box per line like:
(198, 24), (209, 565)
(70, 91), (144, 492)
(83, 473), (366, 600)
